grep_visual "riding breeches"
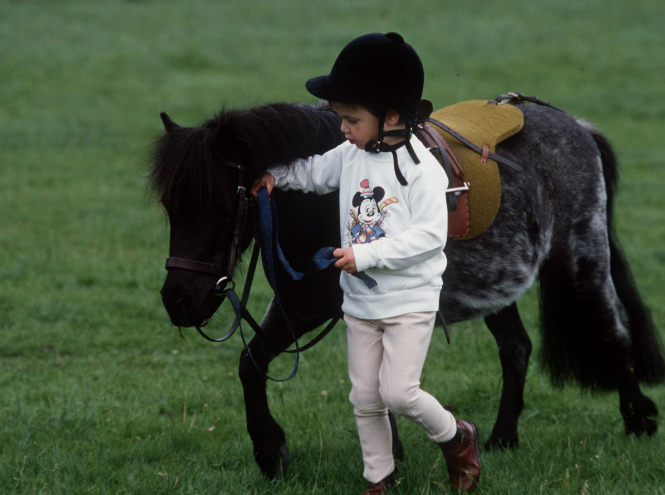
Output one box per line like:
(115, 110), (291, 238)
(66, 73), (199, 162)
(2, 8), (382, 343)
(344, 312), (457, 484)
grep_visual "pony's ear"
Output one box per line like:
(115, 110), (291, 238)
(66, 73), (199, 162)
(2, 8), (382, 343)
(160, 112), (180, 132)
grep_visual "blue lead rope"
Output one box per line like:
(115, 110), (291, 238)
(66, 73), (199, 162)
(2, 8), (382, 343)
(259, 188), (377, 289)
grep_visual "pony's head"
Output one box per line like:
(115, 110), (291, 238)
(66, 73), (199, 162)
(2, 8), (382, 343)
(150, 112), (253, 327)
(150, 103), (343, 328)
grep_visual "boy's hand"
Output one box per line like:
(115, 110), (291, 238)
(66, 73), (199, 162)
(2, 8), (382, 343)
(250, 172), (276, 199)
(333, 247), (356, 273)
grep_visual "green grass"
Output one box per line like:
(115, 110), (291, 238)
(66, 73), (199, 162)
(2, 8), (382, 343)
(1, 0), (665, 493)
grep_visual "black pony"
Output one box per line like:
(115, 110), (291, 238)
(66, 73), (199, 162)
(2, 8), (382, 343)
(150, 100), (665, 479)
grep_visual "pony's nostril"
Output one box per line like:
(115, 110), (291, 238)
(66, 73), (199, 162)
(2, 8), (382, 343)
(174, 295), (193, 311)
(161, 290), (200, 327)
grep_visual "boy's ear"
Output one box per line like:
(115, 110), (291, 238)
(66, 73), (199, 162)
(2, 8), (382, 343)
(385, 109), (401, 126)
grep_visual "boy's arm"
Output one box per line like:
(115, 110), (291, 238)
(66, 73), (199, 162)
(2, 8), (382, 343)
(352, 162), (449, 272)
(267, 144), (345, 195)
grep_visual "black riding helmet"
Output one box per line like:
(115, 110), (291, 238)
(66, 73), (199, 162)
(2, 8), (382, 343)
(306, 32), (425, 185)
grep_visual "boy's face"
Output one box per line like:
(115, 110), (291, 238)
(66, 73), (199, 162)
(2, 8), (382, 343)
(330, 102), (379, 150)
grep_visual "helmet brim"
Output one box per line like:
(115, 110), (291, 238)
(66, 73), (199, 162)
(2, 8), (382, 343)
(306, 75), (345, 103)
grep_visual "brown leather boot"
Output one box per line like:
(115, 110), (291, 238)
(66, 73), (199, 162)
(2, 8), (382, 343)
(362, 470), (395, 495)
(439, 420), (480, 492)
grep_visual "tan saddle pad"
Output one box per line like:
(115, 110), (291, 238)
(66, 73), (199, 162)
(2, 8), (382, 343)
(429, 100), (524, 240)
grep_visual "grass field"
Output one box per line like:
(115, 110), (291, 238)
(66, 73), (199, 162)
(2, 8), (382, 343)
(1, 0), (665, 493)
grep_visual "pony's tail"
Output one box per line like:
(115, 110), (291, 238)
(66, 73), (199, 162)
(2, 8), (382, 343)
(589, 124), (665, 385)
(538, 121), (665, 390)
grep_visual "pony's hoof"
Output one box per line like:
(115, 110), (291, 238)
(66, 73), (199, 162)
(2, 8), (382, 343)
(256, 443), (291, 479)
(393, 441), (404, 463)
(625, 417), (658, 437)
(622, 395), (659, 437)
(483, 433), (519, 451)
(640, 394), (659, 418)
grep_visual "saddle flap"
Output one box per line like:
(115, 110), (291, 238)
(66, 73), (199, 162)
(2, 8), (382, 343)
(428, 100), (524, 240)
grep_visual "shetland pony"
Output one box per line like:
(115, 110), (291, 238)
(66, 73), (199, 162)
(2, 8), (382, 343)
(151, 101), (664, 478)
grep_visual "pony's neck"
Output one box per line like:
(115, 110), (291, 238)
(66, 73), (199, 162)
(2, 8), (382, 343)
(218, 103), (344, 178)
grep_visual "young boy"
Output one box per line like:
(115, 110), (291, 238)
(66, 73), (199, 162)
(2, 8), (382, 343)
(251, 32), (480, 494)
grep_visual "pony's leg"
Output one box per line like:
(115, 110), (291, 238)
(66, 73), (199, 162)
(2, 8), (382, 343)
(238, 300), (308, 479)
(388, 411), (404, 462)
(608, 235), (661, 434)
(238, 339), (289, 478)
(580, 322), (658, 436)
(483, 303), (532, 450)
(539, 251), (659, 438)
(238, 300), (406, 478)
(617, 355), (659, 436)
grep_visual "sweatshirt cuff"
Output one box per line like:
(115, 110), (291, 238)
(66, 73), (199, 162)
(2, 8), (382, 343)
(352, 243), (377, 272)
(267, 165), (290, 188)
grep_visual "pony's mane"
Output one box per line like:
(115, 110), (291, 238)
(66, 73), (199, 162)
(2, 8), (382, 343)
(149, 102), (343, 212)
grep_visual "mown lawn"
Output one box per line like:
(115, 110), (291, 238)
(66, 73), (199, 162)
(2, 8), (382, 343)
(1, 0), (664, 493)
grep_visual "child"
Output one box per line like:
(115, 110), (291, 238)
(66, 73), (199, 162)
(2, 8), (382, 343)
(250, 32), (480, 494)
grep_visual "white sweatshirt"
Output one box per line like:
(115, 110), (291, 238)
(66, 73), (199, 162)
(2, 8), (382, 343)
(269, 136), (448, 319)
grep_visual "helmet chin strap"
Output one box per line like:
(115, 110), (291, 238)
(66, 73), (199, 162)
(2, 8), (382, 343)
(365, 116), (420, 186)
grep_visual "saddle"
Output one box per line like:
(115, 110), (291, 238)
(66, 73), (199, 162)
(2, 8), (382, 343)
(415, 98), (524, 240)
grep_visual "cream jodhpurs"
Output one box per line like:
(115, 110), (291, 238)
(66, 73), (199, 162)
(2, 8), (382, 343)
(345, 312), (457, 483)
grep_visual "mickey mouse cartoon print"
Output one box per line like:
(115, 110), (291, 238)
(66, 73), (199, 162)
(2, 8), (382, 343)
(346, 179), (398, 246)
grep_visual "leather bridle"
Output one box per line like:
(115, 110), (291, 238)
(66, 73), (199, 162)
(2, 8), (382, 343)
(165, 158), (252, 290)
(164, 157), (263, 353)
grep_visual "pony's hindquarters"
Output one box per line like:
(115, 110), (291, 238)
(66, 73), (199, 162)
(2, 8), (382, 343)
(585, 123), (665, 385)
(538, 119), (665, 392)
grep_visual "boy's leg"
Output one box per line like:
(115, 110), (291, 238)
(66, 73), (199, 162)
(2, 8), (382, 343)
(378, 312), (457, 443)
(344, 314), (395, 485)
(379, 311), (479, 492)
